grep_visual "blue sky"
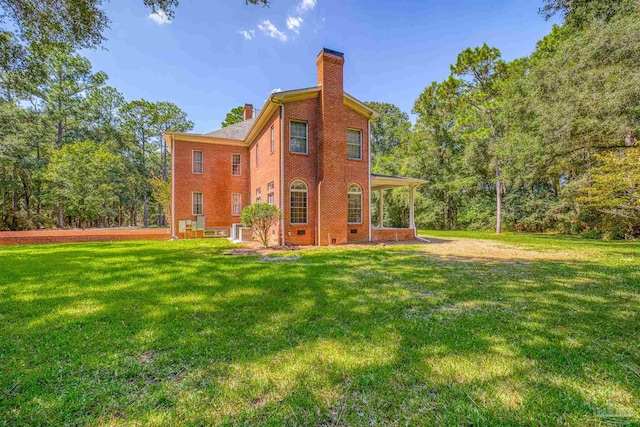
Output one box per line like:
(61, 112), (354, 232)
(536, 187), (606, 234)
(83, 0), (559, 133)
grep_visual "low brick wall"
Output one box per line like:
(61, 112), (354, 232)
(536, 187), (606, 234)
(0, 228), (171, 246)
(371, 227), (416, 242)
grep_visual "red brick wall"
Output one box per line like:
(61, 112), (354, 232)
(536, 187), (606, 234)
(172, 140), (249, 237)
(282, 97), (320, 245)
(371, 228), (416, 242)
(248, 111), (282, 246)
(0, 229), (170, 246)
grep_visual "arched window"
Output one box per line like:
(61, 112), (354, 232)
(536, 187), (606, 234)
(348, 183), (362, 224)
(290, 180), (308, 224)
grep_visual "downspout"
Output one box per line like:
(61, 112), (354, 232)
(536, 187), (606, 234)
(171, 134), (177, 239)
(317, 181), (322, 246)
(367, 118), (372, 242)
(280, 103), (285, 247)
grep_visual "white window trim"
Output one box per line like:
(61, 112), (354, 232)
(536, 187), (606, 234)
(347, 184), (363, 224)
(290, 180), (308, 225)
(231, 193), (242, 216)
(231, 153), (241, 176)
(347, 128), (362, 160)
(192, 191), (203, 216)
(192, 150), (203, 174)
(289, 120), (308, 155)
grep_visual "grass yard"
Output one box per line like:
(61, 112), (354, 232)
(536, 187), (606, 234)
(1, 232), (639, 426)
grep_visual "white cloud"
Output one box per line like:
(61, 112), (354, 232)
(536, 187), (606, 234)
(238, 29), (255, 40)
(286, 16), (303, 34)
(271, 88), (282, 93)
(297, 0), (317, 13)
(147, 9), (171, 25)
(257, 20), (287, 42)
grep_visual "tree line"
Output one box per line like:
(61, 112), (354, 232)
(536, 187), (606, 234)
(367, 0), (639, 239)
(0, 45), (193, 229)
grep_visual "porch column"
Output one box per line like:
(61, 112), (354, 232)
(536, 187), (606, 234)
(409, 185), (415, 234)
(378, 188), (384, 228)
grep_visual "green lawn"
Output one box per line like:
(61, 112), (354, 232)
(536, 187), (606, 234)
(1, 232), (639, 426)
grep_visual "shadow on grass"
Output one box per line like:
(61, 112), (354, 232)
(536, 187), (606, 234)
(0, 239), (639, 426)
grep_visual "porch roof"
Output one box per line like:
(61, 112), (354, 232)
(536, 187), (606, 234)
(371, 173), (427, 190)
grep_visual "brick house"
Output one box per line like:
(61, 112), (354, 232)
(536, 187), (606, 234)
(163, 48), (425, 246)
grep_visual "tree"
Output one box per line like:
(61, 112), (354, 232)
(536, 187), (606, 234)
(240, 203), (282, 248)
(447, 44), (507, 233)
(539, 0), (637, 27)
(365, 101), (411, 157)
(120, 99), (156, 227)
(149, 174), (171, 225)
(45, 140), (123, 227)
(221, 106), (244, 128)
(578, 148), (640, 237)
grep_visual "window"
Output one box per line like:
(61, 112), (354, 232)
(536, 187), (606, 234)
(267, 181), (274, 191)
(290, 121), (308, 154)
(256, 187), (261, 203)
(232, 193), (242, 216)
(270, 126), (275, 153)
(192, 150), (203, 173)
(290, 180), (308, 224)
(347, 129), (362, 160)
(255, 144), (259, 166)
(268, 193), (274, 205)
(192, 192), (203, 215)
(232, 153), (241, 176)
(347, 184), (362, 223)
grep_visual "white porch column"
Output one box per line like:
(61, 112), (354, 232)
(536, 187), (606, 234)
(409, 185), (415, 235)
(378, 188), (384, 228)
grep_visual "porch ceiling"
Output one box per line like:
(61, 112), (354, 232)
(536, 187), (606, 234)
(371, 173), (427, 190)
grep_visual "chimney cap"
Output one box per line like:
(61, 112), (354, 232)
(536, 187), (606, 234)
(318, 47), (344, 58)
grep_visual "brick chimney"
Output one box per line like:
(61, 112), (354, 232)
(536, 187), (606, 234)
(316, 48), (344, 100)
(243, 104), (253, 121)
(316, 48), (348, 245)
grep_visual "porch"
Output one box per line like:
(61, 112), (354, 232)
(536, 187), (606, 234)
(370, 173), (427, 241)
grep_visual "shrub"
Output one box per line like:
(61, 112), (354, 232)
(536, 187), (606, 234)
(240, 203), (282, 248)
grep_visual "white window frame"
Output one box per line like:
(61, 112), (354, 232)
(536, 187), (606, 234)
(270, 125), (275, 153)
(192, 191), (203, 216)
(192, 150), (203, 174)
(232, 193), (242, 216)
(256, 187), (261, 203)
(347, 129), (362, 160)
(267, 193), (274, 205)
(290, 180), (308, 224)
(267, 181), (274, 191)
(231, 153), (241, 176)
(289, 120), (308, 154)
(347, 183), (363, 224)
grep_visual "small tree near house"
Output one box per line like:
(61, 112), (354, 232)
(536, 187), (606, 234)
(241, 203), (282, 248)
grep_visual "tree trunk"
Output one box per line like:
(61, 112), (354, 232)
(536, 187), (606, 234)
(496, 167), (502, 234)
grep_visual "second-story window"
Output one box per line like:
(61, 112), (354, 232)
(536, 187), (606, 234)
(270, 125), (275, 153)
(192, 150), (203, 173)
(290, 121), (308, 154)
(267, 181), (274, 191)
(232, 153), (241, 176)
(347, 129), (362, 160)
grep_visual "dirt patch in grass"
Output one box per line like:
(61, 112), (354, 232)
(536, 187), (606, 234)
(417, 237), (584, 263)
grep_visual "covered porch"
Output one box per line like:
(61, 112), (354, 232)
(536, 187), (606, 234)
(370, 173), (427, 241)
